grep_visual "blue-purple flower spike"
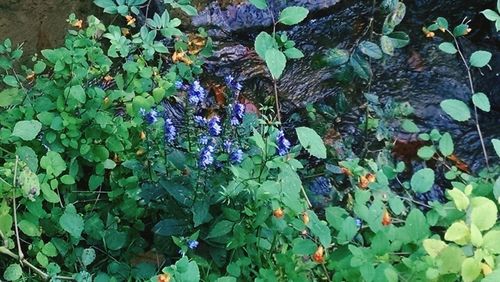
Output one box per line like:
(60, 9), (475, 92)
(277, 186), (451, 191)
(187, 240), (199, 250)
(309, 176), (331, 196)
(208, 116), (222, 136)
(140, 108), (158, 125)
(231, 103), (245, 126)
(224, 75), (242, 96)
(230, 149), (244, 164)
(188, 80), (207, 105)
(199, 145), (215, 169)
(164, 118), (176, 143)
(276, 130), (291, 156)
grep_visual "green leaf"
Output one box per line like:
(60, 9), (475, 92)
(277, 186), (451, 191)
(483, 230), (500, 254)
(3, 75), (18, 87)
(249, 0), (267, 9)
(306, 211), (331, 247)
(417, 146), (435, 160)
(472, 92), (490, 112)
(0, 88), (23, 107)
(41, 185), (60, 203)
(61, 175), (75, 185)
(440, 99), (471, 122)
(423, 239), (447, 258)
(82, 248), (96, 267)
(387, 31), (410, 48)
(382, 2), (406, 34)
(69, 85), (86, 104)
(291, 238), (316, 255)
(410, 168), (435, 193)
(447, 188), (469, 211)
(436, 246), (465, 274)
(3, 264), (22, 281)
(436, 17), (449, 29)
(153, 219), (189, 236)
(42, 242), (58, 257)
(453, 24), (470, 36)
(278, 6), (309, 25)
(324, 48), (349, 66)
(493, 139), (500, 157)
(59, 204), (84, 238)
(461, 258), (481, 282)
(349, 54), (372, 80)
(207, 220), (234, 239)
(283, 47), (304, 59)
(444, 221), (469, 244)
(481, 9), (500, 21)
(12, 120), (42, 141)
(254, 32), (275, 60)
(33, 61), (46, 74)
(470, 197), (497, 231)
(380, 35), (395, 55)
(18, 219), (40, 237)
(16, 146), (38, 172)
(358, 41), (383, 59)
(296, 127), (327, 159)
(438, 132), (454, 156)
(438, 42), (457, 54)
(337, 217), (359, 244)
(104, 230), (127, 250)
(265, 48), (286, 79)
(401, 119), (419, 133)
(405, 209), (430, 241)
(40, 151), (67, 177)
(469, 50), (492, 68)
(388, 196), (405, 215)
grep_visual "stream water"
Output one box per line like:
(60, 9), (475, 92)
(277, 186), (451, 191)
(0, 0), (498, 170)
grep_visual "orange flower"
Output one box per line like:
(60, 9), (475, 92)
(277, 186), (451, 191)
(121, 27), (130, 36)
(382, 210), (392, 226)
(426, 31), (435, 38)
(273, 208), (284, 219)
(172, 51), (193, 65)
(26, 72), (35, 81)
(302, 212), (310, 225)
(104, 75), (113, 82)
(341, 167), (353, 176)
(366, 173), (376, 183)
(312, 246), (325, 263)
(125, 15), (136, 26)
(158, 274), (170, 282)
(358, 175), (369, 189)
(73, 19), (83, 29)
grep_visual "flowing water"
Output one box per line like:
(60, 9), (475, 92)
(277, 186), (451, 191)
(1, 0), (499, 170)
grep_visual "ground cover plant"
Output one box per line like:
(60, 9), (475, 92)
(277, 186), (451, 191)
(0, 0), (499, 281)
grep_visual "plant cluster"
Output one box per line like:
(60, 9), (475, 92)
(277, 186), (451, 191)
(0, 0), (499, 281)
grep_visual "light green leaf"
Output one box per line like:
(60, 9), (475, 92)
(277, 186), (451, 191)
(401, 119), (419, 133)
(423, 239), (447, 258)
(380, 35), (395, 55)
(472, 92), (490, 112)
(254, 32), (275, 59)
(410, 168), (435, 193)
(278, 6), (309, 25)
(296, 127), (327, 159)
(82, 248), (96, 266)
(469, 50), (492, 68)
(438, 42), (457, 54)
(447, 188), (469, 211)
(3, 264), (22, 281)
(469, 223), (483, 247)
(324, 48), (349, 66)
(283, 47), (304, 59)
(69, 85), (86, 104)
(440, 99), (471, 122)
(265, 48), (286, 79)
(493, 139), (500, 157)
(40, 151), (67, 177)
(249, 0), (267, 9)
(59, 204), (84, 238)
(444, 221), (469, 245)
(291, 238), (317, 255)
(18, 219), (41, 237)
(483, 230), (500, 254)
(3, 75), (18, 87)
(438, 132), (454, 156)
(436, 246), (465, 274)
(417, 146), (435, 160)
(386, 31), (410, 48)
(470, 197), (497, 231)
(12, 120), (42, 141)
(358, 41), (383, 59)
(461, 258), (481, 282)
(481, 9), (500, 21)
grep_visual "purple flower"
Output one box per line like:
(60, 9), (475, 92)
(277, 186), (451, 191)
(188, 80), (207, 105)
(207, 116), (222, 136)
(199, 135), (209, 145)
(229, 149), (243, 164)
(309, 177), (331, 196)
(164, 118), (176, 143)
(355, 218), (362, 228)
(194, 115), (206, 126)
(276, 130), (291, 156)
(140, 108), (158, 125)
(223, 140), (232, 153)
(231, 103), (245, 126)
(224, 75), (242, 96)
(187, 240), (199, 250)
(199, 145), (215, 169)
(175, 80), (184, 90)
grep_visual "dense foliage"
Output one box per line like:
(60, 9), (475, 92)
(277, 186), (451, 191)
(0, 0), (499, 281)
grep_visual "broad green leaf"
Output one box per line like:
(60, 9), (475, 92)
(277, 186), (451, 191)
(59, 204), (84, 238)
(423, 239), (447, 258)
(3, 75), (18, 87)
(82, 248), (96, 266)
(483, 230), (500, 254)
(306, 211), (331, 247)
(3, 264), (22, 281)
(380, 35), (395, 55)
(417, 146), (435, 160)
(153, 219), (189, 236)
(436, 246), (465, 274)
(61, 174), (75, 185)
(249, 0), (267, 9)
(291, 238), (316, 255)
(405, 209), (430, 242)
(36, 252), (48, 267)
(16, 146), (38, 172)
(438, 42), (457, 54)
(440, 99), (471, 122)
(0, 88), (23, 107)
(278, 6), (309, 25)
(42, 242), (58, 257)
(461, 258), (481, 282)
(104, 230), (127, 250)
(469, 50), (492, 68)
(493, 139), (500, 157)
(40, 151), (67, 177)
(447, 188), (469, 211)
(33, 61), (46, 74)
(387, 31), (410, 48)
(337, 217), (359, 244)
(296, 127), (327, 159)
(349, 54), (372, 80)
(410, 168), (435, 193)
(69, 85), (86, 104)
(444, 221), (469, 245)
(472, 92), (490, 112)
(401, 119), (419, 133)
(207, 220), (234, 238)
(283, 47), (304, 59)
(469, 223), (483, 247)
(324, 48), (349, 66)
(481, 9), (500, 21)
(438, 132), (454, 156)
(388, 196), (405, 215)
(41, 185), (60, 203)
(358, 41), (383, 59)
(254, 32), (275, 59)
(18, 219), (41, 237)
(470, 197), (497, 231)
(382, 2), (406, 34)
(265, 48), (286, 79)
(12, 120), (42, 141)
